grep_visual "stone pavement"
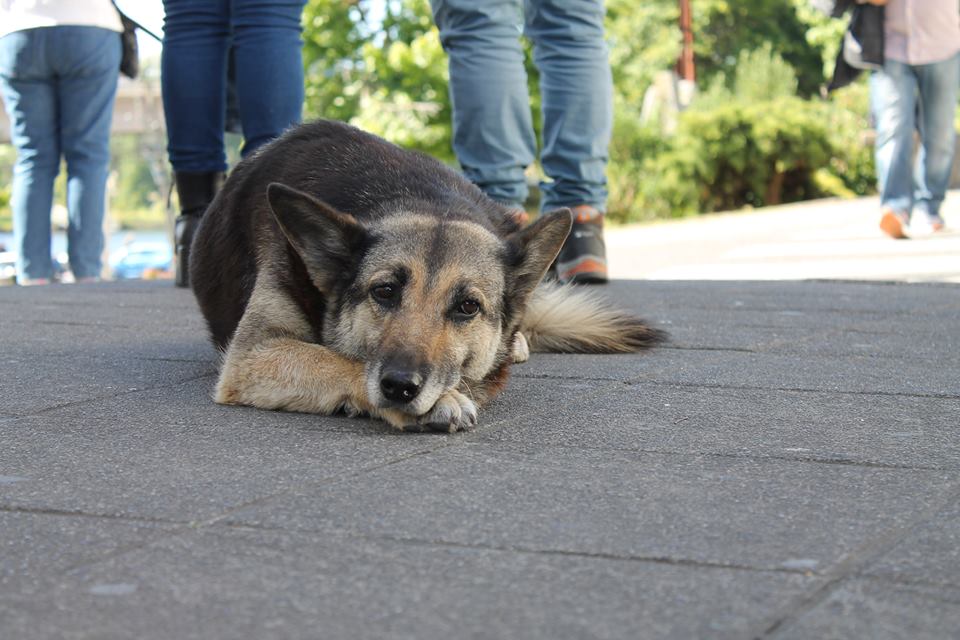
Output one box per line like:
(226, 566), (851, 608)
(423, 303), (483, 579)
(608, 191), (960, 283)
(1, 275), (958, 639)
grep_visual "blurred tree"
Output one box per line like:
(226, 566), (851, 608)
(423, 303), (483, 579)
(606, 0), (680, 106)
(303, 0), (454, 160)
(694, 0), (827, 97)
(111, 135), (160, 211)
(789, 0), (847, 86)
(352, 0), (453, 160)
(302, 0), (369, 122)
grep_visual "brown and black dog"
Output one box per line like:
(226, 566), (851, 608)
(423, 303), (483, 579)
(190, 120), (664, 431)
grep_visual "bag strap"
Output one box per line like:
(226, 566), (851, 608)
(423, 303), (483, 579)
(111, 1), (163, 42)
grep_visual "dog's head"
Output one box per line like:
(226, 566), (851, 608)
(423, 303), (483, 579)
(266, 183), (571, 416)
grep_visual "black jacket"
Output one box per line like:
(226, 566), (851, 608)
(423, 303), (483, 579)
(828, 1), (885, 92)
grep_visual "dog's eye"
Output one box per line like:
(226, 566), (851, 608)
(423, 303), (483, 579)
(371, 284), (399, 304)
(457, 299), (481, 317)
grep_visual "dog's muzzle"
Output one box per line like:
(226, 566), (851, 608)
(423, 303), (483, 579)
(379, 369), (423, 404)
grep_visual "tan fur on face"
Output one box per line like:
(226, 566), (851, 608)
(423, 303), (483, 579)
(323, 215), (508, 416)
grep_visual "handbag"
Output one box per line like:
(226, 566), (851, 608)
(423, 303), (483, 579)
(117, 9), (139, 79)
(110, 2), (162, 80)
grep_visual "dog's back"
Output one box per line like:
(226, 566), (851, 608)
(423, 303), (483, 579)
(191, 120), (521, 349)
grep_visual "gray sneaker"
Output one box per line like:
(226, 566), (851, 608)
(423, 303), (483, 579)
(554, 205), (608, 284)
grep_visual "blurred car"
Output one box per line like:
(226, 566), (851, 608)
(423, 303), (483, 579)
(0, 249), (69, 284)
(0, 250), (16, 282)
(110, 242), (174, 280)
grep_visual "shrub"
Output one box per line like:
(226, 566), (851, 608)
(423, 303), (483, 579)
(606, 95), (877, 222)
(651, 96), (835, 215)
(606, 102), (674, 223)
(606, 64), (877, 220)
(820, 82), (876, 197)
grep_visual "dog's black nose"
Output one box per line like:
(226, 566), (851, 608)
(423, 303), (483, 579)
(380, 371), (422, 404)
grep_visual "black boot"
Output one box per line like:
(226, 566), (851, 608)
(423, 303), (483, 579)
(174, 171), (224, 288)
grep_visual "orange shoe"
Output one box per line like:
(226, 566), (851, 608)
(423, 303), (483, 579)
(879, 209), (909, 239)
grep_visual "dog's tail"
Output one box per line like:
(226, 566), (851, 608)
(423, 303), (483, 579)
(520, 281), (667, 353)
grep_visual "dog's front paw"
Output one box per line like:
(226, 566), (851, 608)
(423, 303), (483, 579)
(419, 389), (478, 433)
(511, 332), (530, 363)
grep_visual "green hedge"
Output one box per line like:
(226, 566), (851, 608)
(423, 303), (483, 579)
(607, 92), (877, 223)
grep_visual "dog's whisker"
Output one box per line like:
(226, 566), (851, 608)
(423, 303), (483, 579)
(460, 380), (478, 403)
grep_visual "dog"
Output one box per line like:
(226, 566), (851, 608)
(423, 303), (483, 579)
(190, 120), (665, 432)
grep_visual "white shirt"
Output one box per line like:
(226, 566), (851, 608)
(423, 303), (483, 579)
(0, 0), (124, 39)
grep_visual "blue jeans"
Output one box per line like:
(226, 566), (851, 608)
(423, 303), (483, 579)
(431, 0), (613, 212)
(161, 0), (306, 173)
(0, 26), (120, 281)
(870, 53), (960, 219)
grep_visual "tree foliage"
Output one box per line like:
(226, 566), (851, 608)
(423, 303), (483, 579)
(302, 0), (454, 160)
(605, 0), (680, 105)
(693, 0), (827, 97)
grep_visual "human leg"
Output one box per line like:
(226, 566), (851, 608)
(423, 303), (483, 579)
(162, 0), (232, 285)
(54, 26), (121, 280)
(431, 0), (535, 208)
(870, 60), (917, 238)
(524, 0), (612, 212)
(524, 0), (611, 282)
(0, 30), (60, 282)
(161, 0), (231, 173)
(231, 0), (306, 156)
(912, 52), (959, 228)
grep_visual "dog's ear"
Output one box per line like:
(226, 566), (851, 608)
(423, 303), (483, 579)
(266, 182), (367, 292)
(504, 208), (573, 300)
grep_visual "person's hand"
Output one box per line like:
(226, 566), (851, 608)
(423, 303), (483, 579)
(510, 209), (530, 226)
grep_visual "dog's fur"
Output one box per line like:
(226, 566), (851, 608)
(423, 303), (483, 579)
(190, 120), (664, 432)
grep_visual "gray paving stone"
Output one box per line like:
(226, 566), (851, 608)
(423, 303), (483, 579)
(1, 353), (215, 416)
(0, 290), (201, 327)
(0, 511), (177, 594)
(613, 280), (960, 317)
(518, 347), (960, 397)
(478, 379), (960, 469)
(224, 443), (958, 572)
(0, 380), (449, 521)
(0, 321), (211, 360)
(588, 280), (960, 360)
(773, 578), (960, 640)
(653, 306), (957, 359)
(0, 282), (211, 361)
(0, 525), (817, 640)
(863, 497), (960, 587)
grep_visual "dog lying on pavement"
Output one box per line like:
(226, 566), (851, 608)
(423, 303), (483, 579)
(190, 120), (664, 432)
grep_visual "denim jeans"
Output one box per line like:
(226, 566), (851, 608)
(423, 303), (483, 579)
(870, 53), (960, 219)
(0, 26), (121, 281)
(430, 0), (613, 212)
(161, 0), (306, 173)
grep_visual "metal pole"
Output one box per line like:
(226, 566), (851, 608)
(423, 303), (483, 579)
(678, 0), (695, 82)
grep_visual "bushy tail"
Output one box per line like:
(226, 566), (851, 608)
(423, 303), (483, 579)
(520, 282), (667, 353)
